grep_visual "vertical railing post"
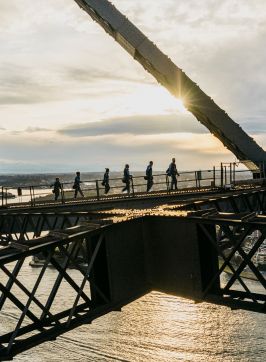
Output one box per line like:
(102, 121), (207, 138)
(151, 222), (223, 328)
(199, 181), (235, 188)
(224, 165), (227, 185)
(1, 186), (4, 207)
(213, 166), (216, 188)
(5, 188), (8, 206)
(229, 163), (232, 184)
(166, 175), (170, 193)
(32, 186), (36, 206)
(29, 186), (33, 206)
(220, 163), (223, 187)
(198, 171), (201, 189)
(224, 165), (227, 186)
(17, 187), (22, 205)
(61, 183), (65, 204)
(131, 177), (135, 197)
(96, 180), (100, 200)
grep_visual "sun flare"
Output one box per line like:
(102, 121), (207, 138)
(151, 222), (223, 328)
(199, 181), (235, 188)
(121, 84), (188, 116)
(175, 98), (187, 114)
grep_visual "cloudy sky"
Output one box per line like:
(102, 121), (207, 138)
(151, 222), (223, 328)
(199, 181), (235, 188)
(0, 0), (266, 173)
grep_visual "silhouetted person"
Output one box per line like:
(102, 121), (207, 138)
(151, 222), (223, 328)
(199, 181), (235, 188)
(102, 168), (110, 194)
(122, 164), (131, 193)
(51, 177), (62, 201)
(73, 171), (84, 198)
(146, 161), (153, 192)
(167, 158), (180, 190)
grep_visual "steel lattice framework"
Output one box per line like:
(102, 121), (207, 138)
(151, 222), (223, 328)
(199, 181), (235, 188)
(0, 212), (265, 360)
(176, 188), (266, 213)
(188, 211), (266, 311)
(0, 226), (123, 360)
(0, 211), (111, 245)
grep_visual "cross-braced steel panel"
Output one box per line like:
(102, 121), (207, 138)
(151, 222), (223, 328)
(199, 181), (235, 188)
(189, 212), (266, 312)
(0, 228), (114, 360)
(0, 211), (110, 245)
(177, 189), (266, 214)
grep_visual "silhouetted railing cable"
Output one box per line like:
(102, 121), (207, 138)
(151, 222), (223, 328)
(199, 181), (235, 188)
(0, 163), (263, 208)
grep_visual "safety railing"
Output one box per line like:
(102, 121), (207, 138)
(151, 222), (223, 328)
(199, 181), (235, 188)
(0, 163), (264, 208)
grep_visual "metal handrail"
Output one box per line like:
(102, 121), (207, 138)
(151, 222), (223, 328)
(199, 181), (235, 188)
(0, 163), (263, 208)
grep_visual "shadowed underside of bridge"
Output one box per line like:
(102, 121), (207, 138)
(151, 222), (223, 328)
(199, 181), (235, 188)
(0, 189), (265, 359)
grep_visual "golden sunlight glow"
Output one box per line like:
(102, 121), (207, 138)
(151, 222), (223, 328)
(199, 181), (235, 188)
(120, 84), (188, 116)
(175, 98), (187, 113)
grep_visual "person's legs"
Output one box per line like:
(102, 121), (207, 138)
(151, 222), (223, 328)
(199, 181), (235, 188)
(105, 184), (110, 194)
(126, 180), (130, 193)
(172, 175), (177, 190)
(78, 187), (84, 197)
(147, 179), (153, 192)
(170, 177), (174, 190)
(122, 179), (129, 192)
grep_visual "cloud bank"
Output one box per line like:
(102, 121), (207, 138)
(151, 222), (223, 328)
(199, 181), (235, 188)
(59, 114), (206, 137)
(0, 0), (265, 172)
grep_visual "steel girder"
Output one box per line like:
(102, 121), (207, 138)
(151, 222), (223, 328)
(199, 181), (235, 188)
(74, 0), (266, 169)
(0, 211), (111, 245)
(176, 189), (266, 214)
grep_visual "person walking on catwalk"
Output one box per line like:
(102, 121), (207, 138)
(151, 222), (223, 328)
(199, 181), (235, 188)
(102, 168), (110, 194)
(73, 171), (84, 198)
(122, 164), (131, 193)
(51, 177), (62, 201)
(145, 161), (153, 192)
(166, 158), (179, 190)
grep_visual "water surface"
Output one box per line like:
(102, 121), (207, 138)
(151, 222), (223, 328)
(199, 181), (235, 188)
(1, 263), (265, 362)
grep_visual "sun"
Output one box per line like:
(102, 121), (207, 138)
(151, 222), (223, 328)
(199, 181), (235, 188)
(121, 84), (188, 116)
(175, 98), (187, 113)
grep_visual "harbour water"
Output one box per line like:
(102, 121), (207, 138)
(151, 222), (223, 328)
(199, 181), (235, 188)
(1, 262), (265, 362)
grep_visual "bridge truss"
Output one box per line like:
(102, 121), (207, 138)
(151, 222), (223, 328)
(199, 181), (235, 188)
(0, 201), (265, 359)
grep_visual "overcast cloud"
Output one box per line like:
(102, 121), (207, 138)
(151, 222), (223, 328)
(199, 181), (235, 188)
(0, 0), (265, 172)
(59, 114), (206, 137)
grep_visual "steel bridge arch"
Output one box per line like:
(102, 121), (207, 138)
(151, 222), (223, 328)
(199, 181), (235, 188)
(74, 0), (266, 172)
